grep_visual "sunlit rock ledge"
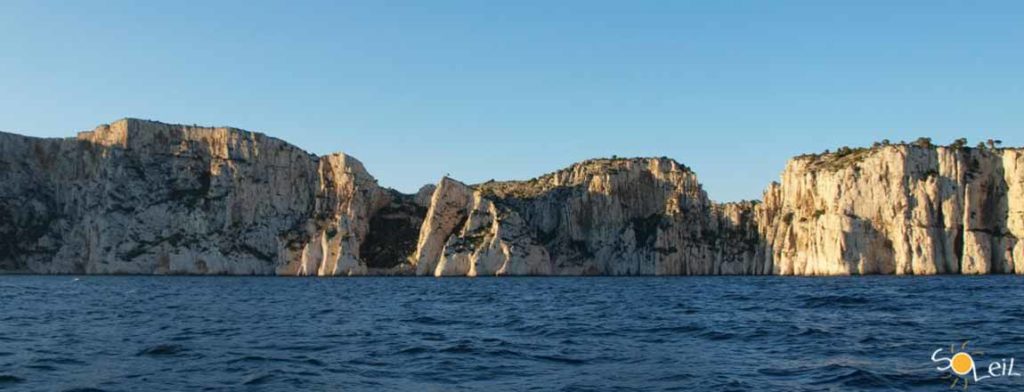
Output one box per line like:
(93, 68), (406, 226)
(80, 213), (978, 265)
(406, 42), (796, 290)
(1, 119), (1021, 276)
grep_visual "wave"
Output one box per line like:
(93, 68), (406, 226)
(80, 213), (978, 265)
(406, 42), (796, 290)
(801, 294), (872, 308)
(808, 365), (893, 388)
(791, 326), (836, 338)
(136, 344), (187, 357)
(440, 342), (476, 354)
(0, 375), (25, 384)
(627, 324), (705, 334)
(530, 354), (587, 365)
(698, 330), (735, 341)
(242, 373), (274, 385)
(404, 316), (451, 325)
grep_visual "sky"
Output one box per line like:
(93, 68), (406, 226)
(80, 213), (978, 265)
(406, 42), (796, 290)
(1, 1), (1021, 201)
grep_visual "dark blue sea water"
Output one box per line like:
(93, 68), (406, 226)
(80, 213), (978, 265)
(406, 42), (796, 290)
(1, 276), (1023, 391)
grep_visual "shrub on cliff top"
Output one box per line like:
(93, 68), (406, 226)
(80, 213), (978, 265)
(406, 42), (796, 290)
(804, 146), (872, 171)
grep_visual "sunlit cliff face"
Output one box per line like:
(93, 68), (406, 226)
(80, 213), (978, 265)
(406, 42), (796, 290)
(2, 119), (1022, 276)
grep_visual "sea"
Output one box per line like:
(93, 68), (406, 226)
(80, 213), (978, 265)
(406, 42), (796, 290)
(1, 275), (1022, 391)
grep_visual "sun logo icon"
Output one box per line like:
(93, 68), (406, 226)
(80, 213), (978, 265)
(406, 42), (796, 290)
(951, 351), (976, 377)
(935, 341), (985, 390)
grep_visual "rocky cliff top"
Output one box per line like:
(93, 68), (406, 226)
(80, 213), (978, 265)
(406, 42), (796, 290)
(474, 157), (694, 199)
(792, 138), (1021, 172)
(73, 118), (318, 159)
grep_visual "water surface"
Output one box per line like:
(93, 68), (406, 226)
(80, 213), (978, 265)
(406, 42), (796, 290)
(1, 276), (1022, 391)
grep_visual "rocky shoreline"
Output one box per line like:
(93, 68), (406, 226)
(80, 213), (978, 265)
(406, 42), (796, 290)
(2, 119), (1021, 276)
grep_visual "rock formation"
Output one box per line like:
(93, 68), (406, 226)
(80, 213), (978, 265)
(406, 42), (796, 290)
(0, 119), (425, 275)
(756, 143), (1024, 275)
(1, 119), (1021, 275)
(410, 159), (761, 276)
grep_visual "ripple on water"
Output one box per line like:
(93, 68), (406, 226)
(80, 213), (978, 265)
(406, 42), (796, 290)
(0, 374), (25, 384)
(242, 373), (275, 385)
(801, 294), (872, 308)
(630, 323), (705, 335)
(530, 353), (587, 365)
(136, 344), (187, 357)
(440, 341), (476, 354)
(808, 365), (893, 389)
(790, 326), (836, 338)
(698, 330), (735, 341)
(405, 315), (450, 325)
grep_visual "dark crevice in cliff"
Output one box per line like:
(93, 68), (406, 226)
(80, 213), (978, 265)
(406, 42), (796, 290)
(360, 192), (427, 269)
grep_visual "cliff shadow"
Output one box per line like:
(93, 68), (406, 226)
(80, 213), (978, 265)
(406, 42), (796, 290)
(841, 215), (896, 275)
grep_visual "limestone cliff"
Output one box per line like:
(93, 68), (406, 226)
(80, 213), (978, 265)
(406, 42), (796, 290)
(2, 119), (1022, 276)
(0, 119), (425, 275)
(410, 158), (763, 276)
(756, 144), (1024, 275)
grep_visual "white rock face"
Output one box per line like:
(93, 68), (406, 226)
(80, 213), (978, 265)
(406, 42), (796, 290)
(276, 153), (391, 276)
(412, 177), (473, 276)
(2, 119), (1022, 276)
(0, 119), (423, 275)
(432, 192), (552, 277)
(411, 158), (761, 276)
(756, 145), (1024, 275)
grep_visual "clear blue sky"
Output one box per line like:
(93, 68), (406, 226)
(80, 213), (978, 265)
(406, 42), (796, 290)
(1, 1), (1021, 201)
